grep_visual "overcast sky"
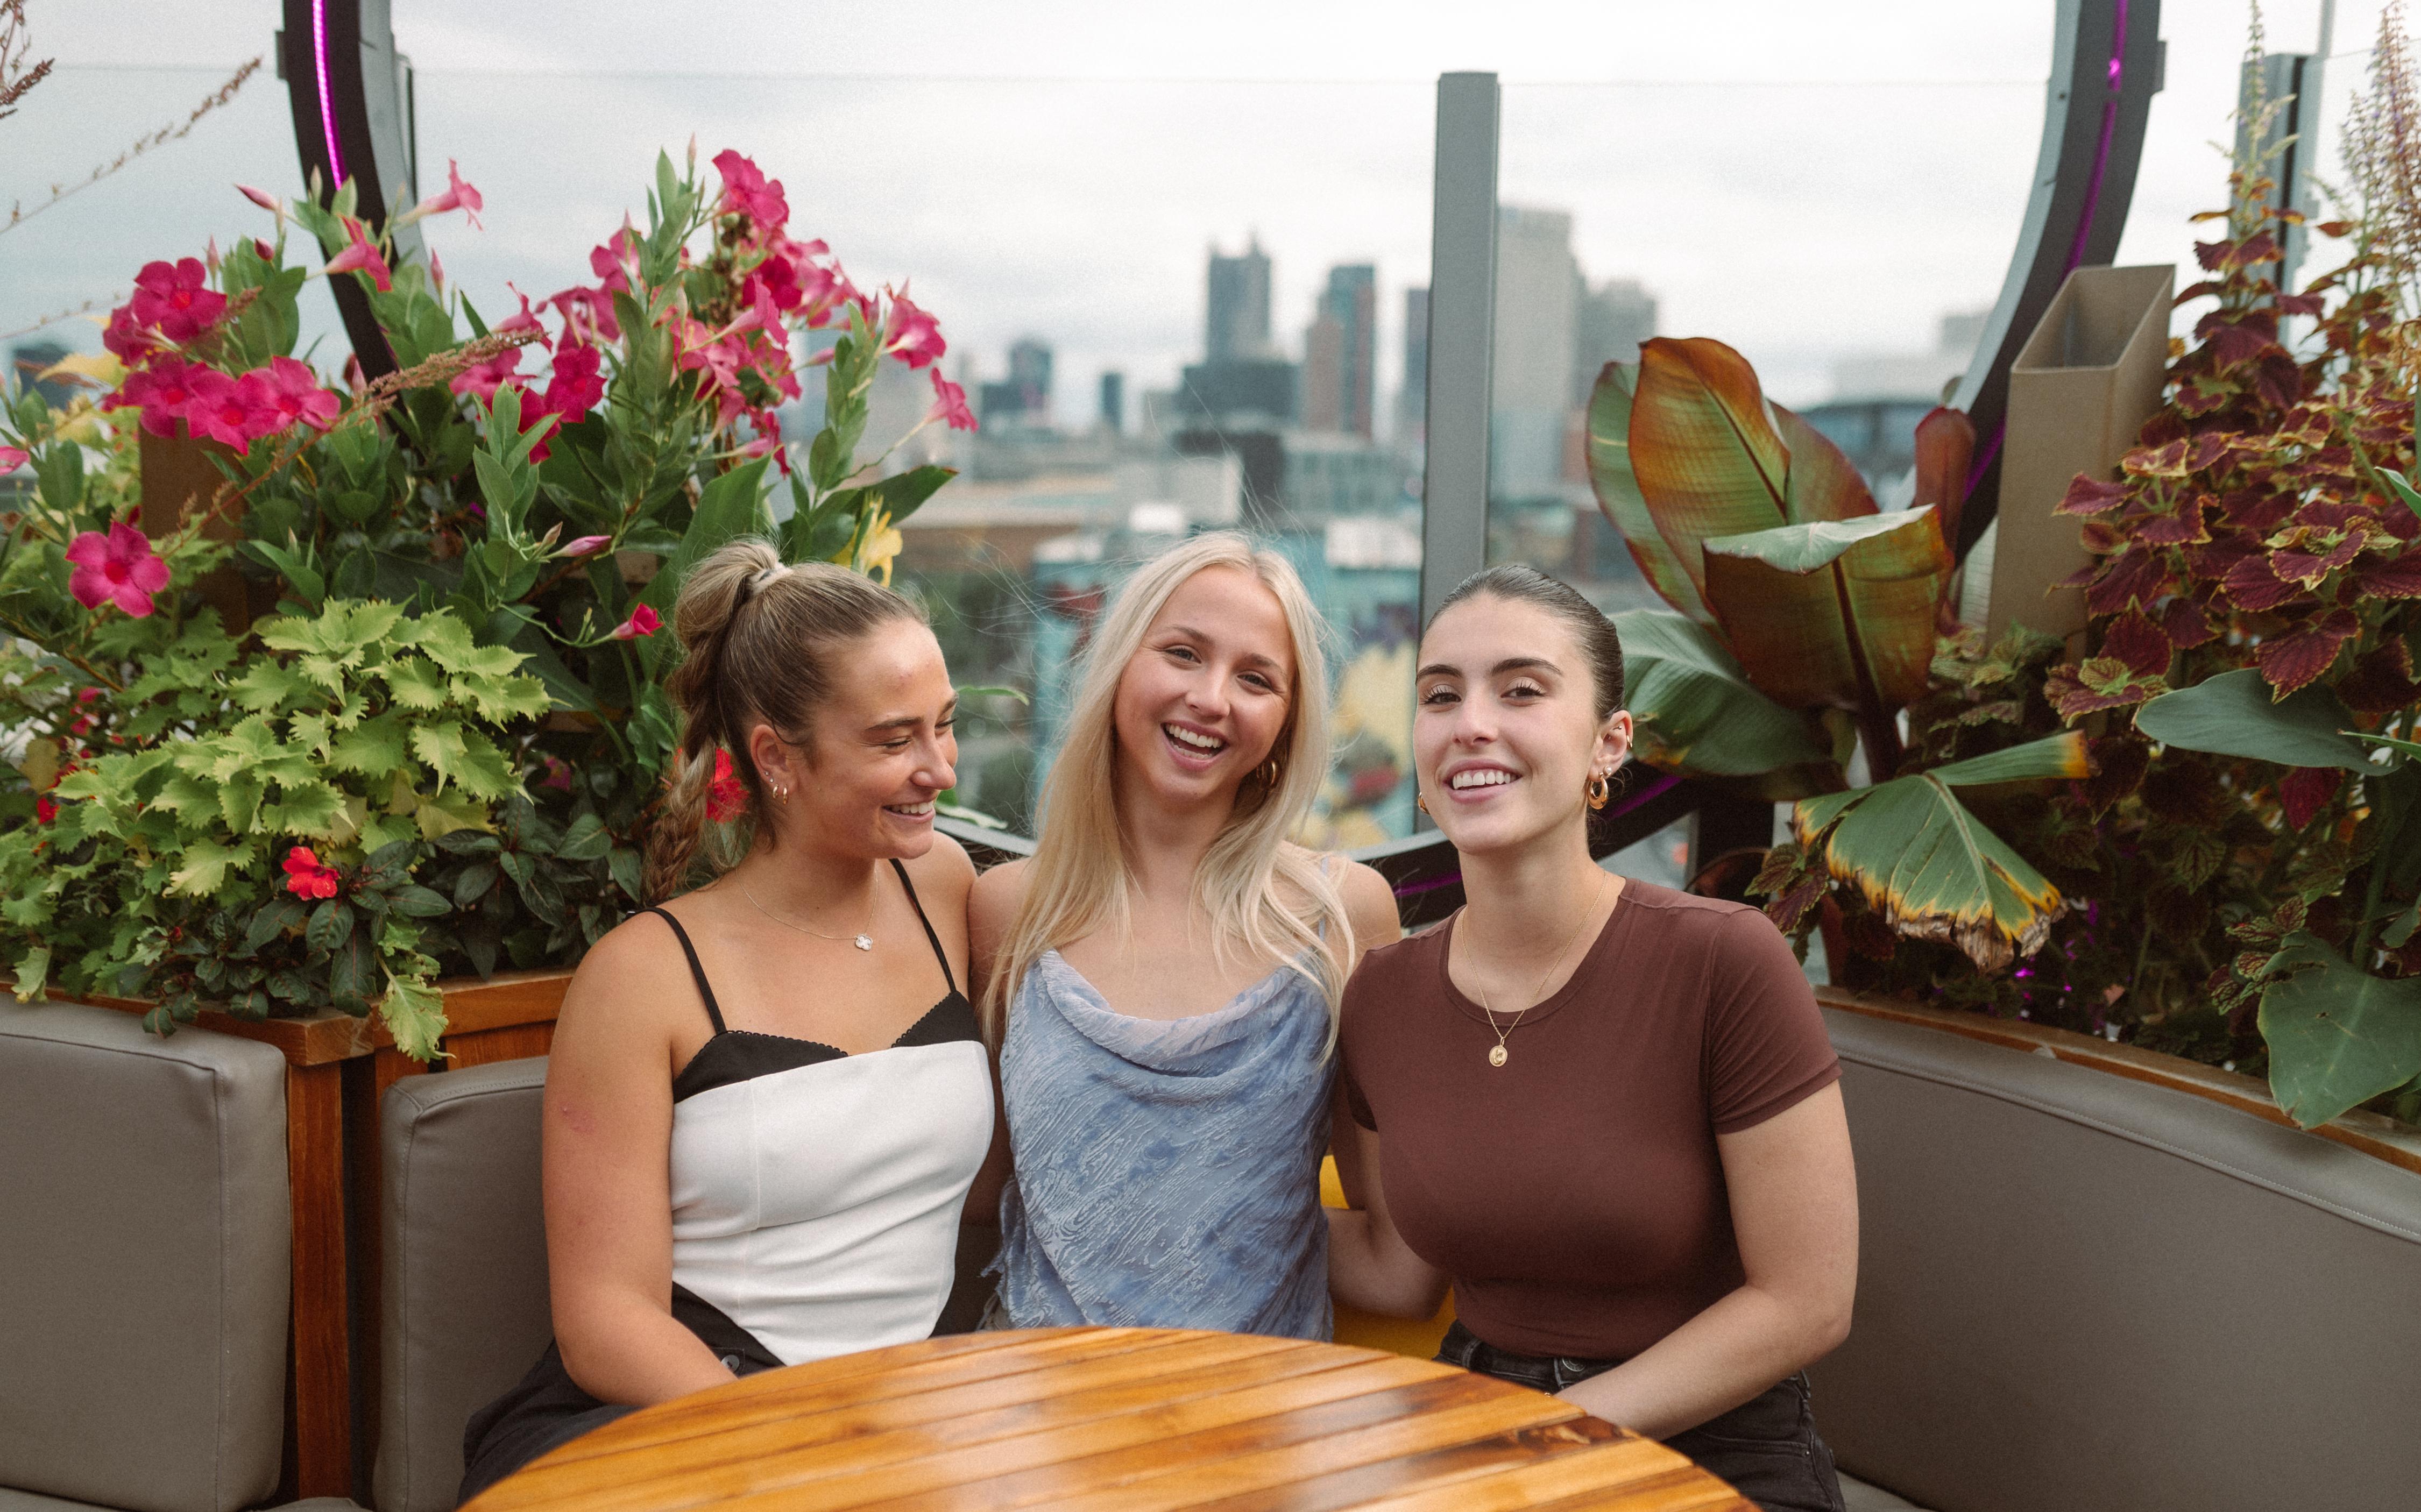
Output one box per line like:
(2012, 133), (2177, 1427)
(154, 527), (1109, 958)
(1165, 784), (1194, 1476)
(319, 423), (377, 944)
(0, 1), (2384, 416)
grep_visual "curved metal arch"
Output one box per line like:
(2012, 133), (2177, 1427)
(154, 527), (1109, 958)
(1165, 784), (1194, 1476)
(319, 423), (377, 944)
(279, 0), (421, 378)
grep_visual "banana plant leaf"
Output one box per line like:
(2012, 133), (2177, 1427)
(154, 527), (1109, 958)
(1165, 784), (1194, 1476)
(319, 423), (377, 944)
(2257, 931), (2421, 1127)
(1794, 733), (2089, 971)
(2135, 669), (2385, 773)
(1615, 609), (1832, 776)
(1587, 363), (1710, 623)
(1701, 508), (1952, 713)
(1622, 336), (1879, 622)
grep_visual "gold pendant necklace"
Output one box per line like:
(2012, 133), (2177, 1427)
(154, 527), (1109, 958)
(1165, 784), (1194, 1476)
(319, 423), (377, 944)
(740, 881), (875, 950)
(1471, 872), (1609, 1068)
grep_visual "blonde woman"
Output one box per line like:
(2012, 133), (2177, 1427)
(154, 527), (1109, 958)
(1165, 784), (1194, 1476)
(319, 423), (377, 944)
(460, 541), (992, 1498)
(969, 532), (1398, 1338)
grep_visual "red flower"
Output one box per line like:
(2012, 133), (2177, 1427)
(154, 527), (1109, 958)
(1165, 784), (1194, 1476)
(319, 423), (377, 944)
(65, 522), (172, 617)
(705, 749), (749, 822)
(183, 368), (281, 451)
(101, 303), (153, 364)
(541, 342), (607, 426)
(104, 357), (207, 438)
(589, 229), (635, 295)
(548, 284), (621, 344)
(711, 150), (788, 228)
(0, 445), (25, 473)
(324, 217), (393, 293)
(449, 347), (524, 402)
(926, 370), (978, 431)
(493, 284), (552, 348)
(611, 604), (661, 641)
(257, 357), (342, 433)
(33, 795), (56, 825)
(879, 286), (946, 370)
(281, 846), (342, 900)
(407, 158), (483, 228)
(130, 258), (228, 343)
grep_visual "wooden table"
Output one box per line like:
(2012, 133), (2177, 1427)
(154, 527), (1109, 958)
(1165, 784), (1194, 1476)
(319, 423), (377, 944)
(466, 1326), (1752, 1511)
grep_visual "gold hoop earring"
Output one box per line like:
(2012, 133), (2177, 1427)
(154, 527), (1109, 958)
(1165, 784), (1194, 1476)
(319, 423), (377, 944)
(1258, 757), (1283, 789)
(1585, 771), (1611, 811)
(1415, 792), (1430, 814)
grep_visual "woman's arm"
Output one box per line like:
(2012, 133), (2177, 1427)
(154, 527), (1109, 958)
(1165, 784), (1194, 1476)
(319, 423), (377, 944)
(1336, 859), (1401, 970)
(959, 860), (1029, 1227)
(1552, 1083), (1858, 1438)
(542, 919), (737, 1405)
(1325, 1081), (1452, 1317)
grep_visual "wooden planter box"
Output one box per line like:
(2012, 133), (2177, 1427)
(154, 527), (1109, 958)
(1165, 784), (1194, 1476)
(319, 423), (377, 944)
(66, 970), (573, 1499)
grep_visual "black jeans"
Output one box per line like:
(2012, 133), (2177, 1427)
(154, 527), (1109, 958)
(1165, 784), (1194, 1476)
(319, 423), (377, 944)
(1436, 1321), (1845, 1512)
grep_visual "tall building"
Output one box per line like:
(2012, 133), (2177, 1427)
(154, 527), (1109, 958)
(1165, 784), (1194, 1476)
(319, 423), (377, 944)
(1398, 287), (1429, 448)
(1491, 207), (1579, 501)
(1302, 264), (1376, 438)
(979, 337), (1055, 430)
(1571, 277), (1657, 407)
(1099, 371), (1125, 434)
(1205, 238), (1274, 363)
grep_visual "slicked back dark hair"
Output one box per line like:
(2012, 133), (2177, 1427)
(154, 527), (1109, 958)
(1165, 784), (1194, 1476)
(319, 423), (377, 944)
(1429, 564), (1626, 720)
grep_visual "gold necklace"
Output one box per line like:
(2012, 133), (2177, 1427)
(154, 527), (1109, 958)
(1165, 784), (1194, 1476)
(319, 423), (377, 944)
(1470, 872), (1609, 1068)
(739, 880), (876, 951)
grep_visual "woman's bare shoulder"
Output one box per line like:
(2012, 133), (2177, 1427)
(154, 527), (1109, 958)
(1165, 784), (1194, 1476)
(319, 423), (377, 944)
(902, 830), (977, 908)
(968, 856), (1031, 931)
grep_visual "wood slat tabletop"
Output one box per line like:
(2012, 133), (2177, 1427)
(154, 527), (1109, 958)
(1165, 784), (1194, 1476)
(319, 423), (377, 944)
(466, 1327), (1754, 1511)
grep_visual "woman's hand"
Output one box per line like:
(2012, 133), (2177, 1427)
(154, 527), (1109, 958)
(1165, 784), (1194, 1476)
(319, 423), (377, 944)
(1551, 1083), (1858, 1438)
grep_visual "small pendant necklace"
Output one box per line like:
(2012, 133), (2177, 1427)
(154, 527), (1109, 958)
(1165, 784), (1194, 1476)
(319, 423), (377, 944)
(1471, 872), (1609, 1068)
(740, 880), (875, 950)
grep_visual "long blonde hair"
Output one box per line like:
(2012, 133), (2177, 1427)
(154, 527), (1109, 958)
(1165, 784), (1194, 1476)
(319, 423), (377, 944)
(987, 533), (1353, 1046)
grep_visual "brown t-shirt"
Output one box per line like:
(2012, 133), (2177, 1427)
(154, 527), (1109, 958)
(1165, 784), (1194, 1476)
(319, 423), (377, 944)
(1340, 881), (1839, 1360)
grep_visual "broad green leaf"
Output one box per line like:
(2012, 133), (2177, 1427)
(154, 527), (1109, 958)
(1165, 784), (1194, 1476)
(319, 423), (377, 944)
(557, 812), (613, 862)
(2383, 470), (2421, 520)
(1615, 609), (1831, 775)
(453, 670), (551, 726)
(410, 724), (516, 799)
(2258, 932), (2421, 1127)
(313, 600), (407, 661)
(816, 464), (958, 533)
(12, 945), (49, 1002)
(330, 712), (412, 776)
(1702, 507), (1951, 713)
(2136, 669), (2381, 773)
(379, 657), (450, 711)
(230, 659), (314, 713)
(392, 885), (453, 918)
(306, 898), (356, 953)
(216, 771), (267, 834)
(1922, 732), (2093, 787)
(1588, 363), (1710, 623)
(400, 611), (527, 680)
(412, 786), (494, 840)
(640, 457), (773, 613)
(1795, 746), (2076, 971)
(168, 837), (259, 898)
(264, 782), (350, 839)
(380, 971), (449, 1062)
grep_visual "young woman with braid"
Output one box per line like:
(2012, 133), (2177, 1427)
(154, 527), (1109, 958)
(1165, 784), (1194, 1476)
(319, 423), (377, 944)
(1327, 566), (1858, 1512)
(458, 541), (993, 1499)
(969, 533), (1398, 1337)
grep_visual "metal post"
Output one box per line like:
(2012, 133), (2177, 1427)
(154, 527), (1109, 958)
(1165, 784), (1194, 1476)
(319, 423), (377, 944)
(1419, 72), (1499, 631)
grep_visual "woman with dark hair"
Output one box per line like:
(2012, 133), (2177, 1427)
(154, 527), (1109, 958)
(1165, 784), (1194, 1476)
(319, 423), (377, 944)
(457, 541), (994, 1500)
(1326, 565), (1857, 1512)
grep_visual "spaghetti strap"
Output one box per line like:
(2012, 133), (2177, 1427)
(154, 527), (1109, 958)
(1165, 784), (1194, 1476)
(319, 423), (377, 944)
(889, 859), (959, 996)
(645, 906), (728, 1035)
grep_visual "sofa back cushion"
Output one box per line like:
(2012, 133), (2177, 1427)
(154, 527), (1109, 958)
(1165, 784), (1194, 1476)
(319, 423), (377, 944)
(374, 1059), (552, 1512)
(0, 1002), (289, 1512)
(1816, 1007), (2421, 1512)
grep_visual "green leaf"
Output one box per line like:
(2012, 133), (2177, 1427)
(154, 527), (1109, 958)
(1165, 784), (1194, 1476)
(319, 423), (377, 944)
(2258, 932), (2421, 1127)
(329, 927), (379, 1011)
(1701, 507), (1952, 714)
(264, 782), (350, 839)
(1587, 361), (1710, 623)
(401, 609), (528, 681)
(244, 897), (307, 954)
(1614, 609), (1830, 775)
(2382, 470), (2421, 521)
(2136, 669), (2381, 773)
(1922, 732), (2094, 787)
(607, 846), (645, 903)
(306, 898), (356, 953)
(329, 711), (412, 776)
(380, 971), (449, 1062)
(392, 885), (453, 918)
(640, 458), (773, 612)
(379, 657), (450, 712)
(168, 837), (260, 898)
(410, 723), (516, 799)
(12, 945), (50, 1003)
(557, 812), (613, 862)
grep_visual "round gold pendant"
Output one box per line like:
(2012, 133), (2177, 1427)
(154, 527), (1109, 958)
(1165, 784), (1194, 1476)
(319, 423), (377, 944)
(1488, 1045), (1509, 1067)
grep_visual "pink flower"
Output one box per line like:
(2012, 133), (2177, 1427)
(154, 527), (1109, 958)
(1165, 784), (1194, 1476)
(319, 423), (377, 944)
(554, 534), (612, 558)
(324, 217), (393, 293)
(537, 754), (574, 792)
(610, 604), (661, 641)
(448, 346), (524, 402)
(880, 287), (946, 370)
(711, 150), (789, 229)
(237, 183), (281, 212)
(105, 358), (207, 438)
(252, 238), (277, 264)
(0, 445), (25, 473)
(101, 304), (152, 364)
(258, 357), (342, 433)
(589, 229), (635, 295)
(428, 248), (446, 292)
(541, 343), (606, 427)
(407, 158), (483, 228)
(548, 284), (620, 344)
(182, 368), (280, 451)
(926, 370), (978, 431)
(494, 285), (551, 348)
(705, 749), (749, 822)
(281, 846), (342, 900)
(65, 522), (172, 617)
(130, 258), (228, 343)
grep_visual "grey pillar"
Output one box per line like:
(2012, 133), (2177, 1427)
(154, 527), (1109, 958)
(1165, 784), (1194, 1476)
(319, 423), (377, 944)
(1419, 71), (1499, 630)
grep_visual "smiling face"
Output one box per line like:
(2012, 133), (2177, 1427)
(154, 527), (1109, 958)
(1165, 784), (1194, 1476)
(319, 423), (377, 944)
(748, 616), (959, 861)
(1110, 564), (1297, 814)
(1413, 593), (1632, 858)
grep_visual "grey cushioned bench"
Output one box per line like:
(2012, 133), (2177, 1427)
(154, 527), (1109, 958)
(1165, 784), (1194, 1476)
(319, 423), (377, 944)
(1815, 1006), (2421, 1512)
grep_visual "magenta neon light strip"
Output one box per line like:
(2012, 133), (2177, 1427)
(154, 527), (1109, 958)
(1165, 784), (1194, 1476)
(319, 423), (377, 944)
(1963, 0), (2130, 503)
(312, 0), (347, 189)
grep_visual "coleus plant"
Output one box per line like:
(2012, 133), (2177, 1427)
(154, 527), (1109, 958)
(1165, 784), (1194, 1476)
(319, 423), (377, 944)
(1587, 336), (2086, 971)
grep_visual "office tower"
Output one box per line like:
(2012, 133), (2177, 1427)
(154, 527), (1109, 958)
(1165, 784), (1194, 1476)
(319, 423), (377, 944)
(1205, 238), (1274, 363)
(1571, 277), (1658, 407)
(1398, 287), (1429, 446)
(1302, 264), (1376, 439)
(979, 337), (1055, 430)
(1491, 207), (1578, 501)
(1099, 371), (1125, 434)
